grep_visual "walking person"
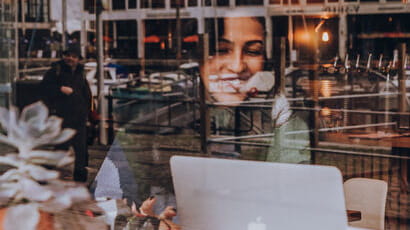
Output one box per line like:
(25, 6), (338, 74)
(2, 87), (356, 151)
(41, 48), (92, 182)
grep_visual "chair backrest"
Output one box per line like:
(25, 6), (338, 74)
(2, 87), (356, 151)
(343, 178), (388, 230)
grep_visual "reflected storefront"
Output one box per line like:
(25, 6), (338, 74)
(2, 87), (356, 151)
(144, 19), (198, 59)
(349, 13), (410, 60)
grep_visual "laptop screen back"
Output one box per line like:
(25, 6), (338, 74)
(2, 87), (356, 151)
(170, 156), (348, 230)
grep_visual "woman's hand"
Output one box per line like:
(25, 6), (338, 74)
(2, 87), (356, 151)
(137, 196), (181, 230)
(159, 206), (177, 220)
(60, 86), (73, 95)
(158, 206), (179, 230)
(139, 196), (156, 216)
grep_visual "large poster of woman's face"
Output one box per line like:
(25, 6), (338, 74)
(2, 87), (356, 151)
(202, 17), (275, 103)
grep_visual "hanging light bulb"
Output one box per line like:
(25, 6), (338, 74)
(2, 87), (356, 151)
(322, 31), (329, 42)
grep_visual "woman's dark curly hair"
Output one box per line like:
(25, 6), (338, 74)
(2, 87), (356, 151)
(204, 17), (268, 69)
(203, 17), (281, 97)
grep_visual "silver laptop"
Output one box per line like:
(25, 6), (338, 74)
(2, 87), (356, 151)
(170, 156), (349, 230)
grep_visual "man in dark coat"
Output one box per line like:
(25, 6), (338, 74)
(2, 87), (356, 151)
(41, 48), (92, 182)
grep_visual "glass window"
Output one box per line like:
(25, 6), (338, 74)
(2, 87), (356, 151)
(128, 0), (137, 8)
(203, 0), (212, 6)
(171, 0), (185, 8)
(188, 0), (198, 6)
(89, 20), (96, 30)
(276, 0), (300, 4)
(152, 0), (166, 8)
(217, 0), (229, 6)
(140, 0), (149, 8)
(144, 19), (198, 59)
(112, 0), (126, 10)
(306, 0), (324, 3)
(3, 1), (408, 228)
(84, 0), (95, 12)
(236, 0), (263, 5)
(25, 0), (48, 22)
(348, 14), (410, 60)
(113, 20), (138, 58)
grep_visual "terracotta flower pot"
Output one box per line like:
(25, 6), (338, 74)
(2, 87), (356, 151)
(0, 208), (54, 230)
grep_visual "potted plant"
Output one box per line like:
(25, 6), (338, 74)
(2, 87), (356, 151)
(0, 102), (91, 230)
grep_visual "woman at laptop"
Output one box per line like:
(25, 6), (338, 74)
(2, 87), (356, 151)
(200, 15), (310, 163)
(125, 17), (307, 230)
(93, 15), (310, 230)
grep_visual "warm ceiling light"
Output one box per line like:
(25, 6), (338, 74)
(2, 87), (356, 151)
(321, 107), (331, 117)
(322, 31), (329, 42)
(295, 30), (311, 43)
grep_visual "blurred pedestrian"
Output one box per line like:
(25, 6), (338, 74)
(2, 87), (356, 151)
(40, 48), (92, 182)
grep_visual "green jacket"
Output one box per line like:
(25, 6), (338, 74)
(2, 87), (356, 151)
(267, 112), (311, 164)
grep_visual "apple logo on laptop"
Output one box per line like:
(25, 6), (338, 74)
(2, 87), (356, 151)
(247, 217), (266, 230)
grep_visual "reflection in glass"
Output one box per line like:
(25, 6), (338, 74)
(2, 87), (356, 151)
(203, 17), (269, 103)
(112, 0), (126, 10)
(129, 0), (137, 8)
(236, 0), (263, 5)
(0, 0), (16, 107)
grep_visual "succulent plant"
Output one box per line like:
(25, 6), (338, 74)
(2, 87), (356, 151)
(0, 102), (90, 230)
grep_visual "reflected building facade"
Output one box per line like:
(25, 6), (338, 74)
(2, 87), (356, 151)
(81, 0), (410, 64)
(17, 0), (54, 58)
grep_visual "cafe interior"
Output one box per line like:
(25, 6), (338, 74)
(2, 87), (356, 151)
(0, 1), (409, 229)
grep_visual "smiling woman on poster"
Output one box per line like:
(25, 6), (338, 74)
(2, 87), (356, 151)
(202, 16), (275, 103)
(201, 14), (310, 163)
